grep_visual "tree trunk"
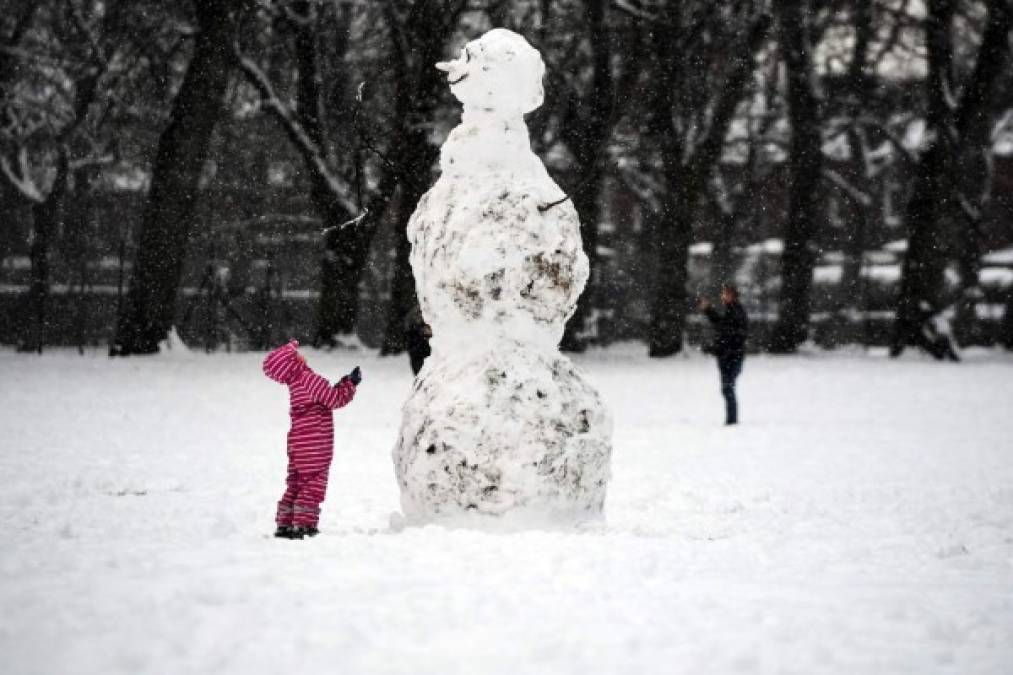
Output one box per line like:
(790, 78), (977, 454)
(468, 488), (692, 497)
(838, 0), (873, 322)
(21, 152), (69, 353)
(952, 191), (985, 346)
(379, 137), (437, 355)
(891, 0), (957, 356)
(951, 0), (1012, 346)
(892, 141), (952, 355)
(768, 0), (822, 353)
(111, 0), (240, 355)
(292, 19), (359, 348)
(1001, 286), (1013, 350)
(377, 2), (458, 356)
(315, 204), (385, 345)
(559, 0), (613, 352)
(559, 173), (604, 352)
(711, 197), (737, 296)
(645, 6), (687, 358)
(839, 128), (870, 318)
(648, 169), (693, 357)
(379, 199), (416, 355)
(289, 0), (375, 346)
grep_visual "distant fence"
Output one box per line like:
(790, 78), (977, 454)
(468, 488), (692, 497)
(0, 214), (396, 351)
(0, 267), (396, 351)
(2, 244), (1011, 351)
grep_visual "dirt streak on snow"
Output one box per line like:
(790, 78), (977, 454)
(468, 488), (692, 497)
(1, 346), (1011, 675)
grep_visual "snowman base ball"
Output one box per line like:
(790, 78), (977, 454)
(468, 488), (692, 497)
(394, 344), (611, 522)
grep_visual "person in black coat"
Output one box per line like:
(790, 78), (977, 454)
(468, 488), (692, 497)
(404, 304), (432, 376)
(699, 284), (749, 425)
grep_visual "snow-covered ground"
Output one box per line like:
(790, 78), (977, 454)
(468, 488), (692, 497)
(1, 346), (1011, 675)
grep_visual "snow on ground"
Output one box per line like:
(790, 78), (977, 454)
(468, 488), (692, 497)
(1, 345), (1012, 675)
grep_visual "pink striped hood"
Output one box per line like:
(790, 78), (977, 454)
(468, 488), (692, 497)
(263, 340), (305, 384)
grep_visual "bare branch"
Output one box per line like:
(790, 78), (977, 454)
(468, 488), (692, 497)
(65, 0), (107, 67)
(0, 45), (81, 70)
(234, 47), (358, 215)
(957, 190), (982, 221)
(0, 145), (44, 203)
(68, 152), (114, 171)
(868, 0), (914, 67)
(687, 12), (773, 178)
(320, 208), (369, 235)
(992, 110), (1013, 146)
(381, 1), (410, 65)
(857, 114), (920, 166)
(822, 166), (873, 206)
(615, 159), (663, 212)
(611, 0), (667, 25)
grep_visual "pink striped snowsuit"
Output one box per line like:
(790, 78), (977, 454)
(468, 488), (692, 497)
(263, 340), (356, 528)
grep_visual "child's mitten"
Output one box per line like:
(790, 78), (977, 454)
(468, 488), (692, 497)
(348, 366), (362, 385)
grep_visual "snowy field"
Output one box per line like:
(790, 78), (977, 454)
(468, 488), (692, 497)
(1, 345), (1012, 675)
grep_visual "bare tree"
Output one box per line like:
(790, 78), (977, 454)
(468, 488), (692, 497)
(834, 0), (876, 326)
(644, 2), (772, 357)
(236, 1), (466, 353)
(891, 0), (1012, 358)
(111, 0), (246, 355)
(0, 0), (132, 352)
(767, 0), (823, 353)
(951, 1), (1013, 344)
(236, 1), (394, 347)
(555, 0), (616, 352)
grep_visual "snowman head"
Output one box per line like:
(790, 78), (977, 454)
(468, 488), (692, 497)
(436, 29), (545, 115)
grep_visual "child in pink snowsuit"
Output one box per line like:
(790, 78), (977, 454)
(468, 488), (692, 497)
(262, 340), (360, 539)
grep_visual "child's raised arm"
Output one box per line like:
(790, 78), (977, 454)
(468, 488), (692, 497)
(306, 368), (359, 410)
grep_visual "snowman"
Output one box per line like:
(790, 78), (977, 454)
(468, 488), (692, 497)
(393, 29), (612, 524)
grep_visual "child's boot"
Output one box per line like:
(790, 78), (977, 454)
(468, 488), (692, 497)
(292, 526), (319, 538)
(274, 525), (301, 539)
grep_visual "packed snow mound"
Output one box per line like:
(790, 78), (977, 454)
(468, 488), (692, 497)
(409, 180), (587, 351)
(394, 28), (611, 524)
(436, 28), (545, 115)
(395, 344), (611, 521)
(438, 111), (559, 180)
